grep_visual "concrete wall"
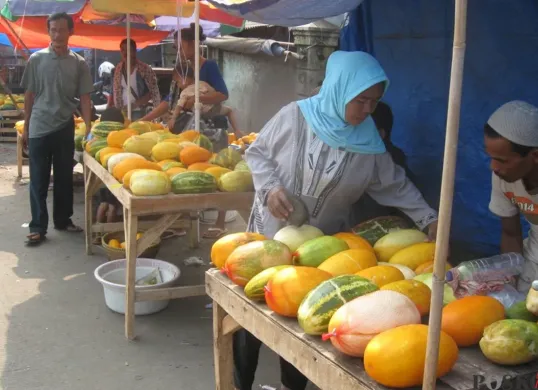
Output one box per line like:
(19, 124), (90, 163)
(210, 49), (298, 133)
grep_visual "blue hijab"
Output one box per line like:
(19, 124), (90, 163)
(297, 51), (389, 154)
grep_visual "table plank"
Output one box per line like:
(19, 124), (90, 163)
(205, 269), (538, 390)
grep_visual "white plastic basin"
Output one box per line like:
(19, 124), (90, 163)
(94, 258), (181, 316)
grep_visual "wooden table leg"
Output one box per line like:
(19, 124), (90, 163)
(124, 209), (138, 340)
(189, 211), (200, 249)
(213, 301), (236, 390)
(84, 167), (94, 255)
(16, 133), (23, 179)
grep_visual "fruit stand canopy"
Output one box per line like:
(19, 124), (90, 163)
(0, 17), (170, 51)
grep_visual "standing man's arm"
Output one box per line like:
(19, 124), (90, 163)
(78, 60), (94, 137)
(489, 173), (523, 253)
(500, 215), (524, 254)
(20, 57), (36, 146)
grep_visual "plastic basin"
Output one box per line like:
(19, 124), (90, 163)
(94, 258), (181, 316)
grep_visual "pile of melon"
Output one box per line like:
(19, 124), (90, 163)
(212, 217), (538, 387)
(84, 121), (254, 197)
(229, 132), (258, 152)
(0, 93), (24, 110)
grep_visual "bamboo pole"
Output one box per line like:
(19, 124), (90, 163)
(126, 15), (132, 121)
(422, 0), (468, 389)
(194, 0), (201, 132)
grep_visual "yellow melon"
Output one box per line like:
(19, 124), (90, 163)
(389, 242), (436, 270)
(318, 249), (377, 276)
(356, 265), (404, 287)
(380, 279), (432, 316)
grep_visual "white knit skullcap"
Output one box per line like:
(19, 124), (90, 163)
(487, 100), (538, 147)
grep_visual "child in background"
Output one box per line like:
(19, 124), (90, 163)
(95, 108), (124, 232)
(167, 67), (242, 138)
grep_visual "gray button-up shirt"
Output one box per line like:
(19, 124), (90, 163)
(21, 46), (93, 138)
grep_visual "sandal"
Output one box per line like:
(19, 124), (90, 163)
(202, 228), (228, 239)
(160, 229), (187, 240)
(25, 233), (46, 247)
(55, 223), (83, 233)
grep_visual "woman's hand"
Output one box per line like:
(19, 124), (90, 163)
(167, 117), (176, 131)
(267, 187), (294, 221)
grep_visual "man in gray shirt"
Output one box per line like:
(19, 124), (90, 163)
(21, 12), (93, 246)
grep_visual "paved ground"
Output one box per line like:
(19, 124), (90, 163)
(0, 142), (294, 390)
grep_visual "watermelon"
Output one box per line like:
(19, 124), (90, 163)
(87, 139), (108, 157)
(0, 103), (16, 110)
(194, 134), (213, 153)
(244, 265), (292, 301)
(292, 236), (349, 267)
(91, 121), (125, 138)
(74, 135), (84, 152)
(170, 171), (217, 194)
(234, 160), (250, 172)
(223, 240), (293, 286)
(298, 275), (379, 335)
(352, 216), (412, 246)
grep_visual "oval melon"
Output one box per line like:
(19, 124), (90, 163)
(356, 265), (404, 287)
(244, 265), (292, 301)
(380, 279), (432, 316)
(441, 295), (505, 347)
(292, 236), (349, 267)
(389, 242), (436, 270)
(323, 290), (421, 357)
(265, 266), (332, 317)
(210, 232), (267, 269)
(318, 249), (377, 276)
(218, 171), (254, 192)
(333, 232), (374, 253)
(223, 240), (292, 287)
(273, 225), (324, 253)
(364, 324), (458, 388)
(377, 262), (416, 280)
(374, 229), (427, 262)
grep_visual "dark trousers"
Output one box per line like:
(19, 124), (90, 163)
(28, 121), (75, 235)
(233, 329), (308, 390)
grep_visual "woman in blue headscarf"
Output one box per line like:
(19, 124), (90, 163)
(236, 51), (438, 390)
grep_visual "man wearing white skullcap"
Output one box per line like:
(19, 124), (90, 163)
(485, 100), (538, 292)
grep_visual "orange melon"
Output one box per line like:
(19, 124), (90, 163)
(333, 232), (375, 253)
(112, 158), (162, 182)
(318, 249), (377, 276)
(380, 279), (432, 316)
(441, 296), (505, 347)
(223, 240), (292, 286)
(122, 169), (143, 190)
(188, 162), (219, 171)
(210, 232), (266, 269)
(166, 167), (187, 177)
(265, 266), (332, 317)
(356, 265), (404, 287)
(323, 290), (421, 357)
(415, 260), (453, 274)
(364, 324), (459, 388)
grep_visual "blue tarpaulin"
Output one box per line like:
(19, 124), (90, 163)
(206, 0), (365, 27)
(339, 0), (538, 255)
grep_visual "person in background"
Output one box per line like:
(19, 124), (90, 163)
(167, 66), (242, 138)
(95, 108), (124, 231)
(21, 12), (93, 246)
(237, 51), (438, 390)
(351, 101), (417, 225)
(141, 23), (233, 240)
(485, 100), (538, 292)
(111, 38), (160, 120)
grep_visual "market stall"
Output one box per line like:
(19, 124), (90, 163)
(207, 270), (537, 390)
(83, 151), (254, 339)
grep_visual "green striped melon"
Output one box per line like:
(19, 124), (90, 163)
(244, 265), (292, 301)
(292, 236), (349, 267)
(214, 148), (243, 169)
(170, 171), (217, 194)
(88, 139), (108, 157)
(351, 216), (411, 246)
(298, 275), (378, 335)
(91, 121), (125, 138)
(74, 135), (84, 152)
(194, 134), (213, 153)
(223, 240), (293, 287)
(234, 160), (250, 172)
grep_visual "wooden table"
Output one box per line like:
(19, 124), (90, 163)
(83, 152), (254, 340)
(206, 269), (538, 390)
(0, 109), (23, 143)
